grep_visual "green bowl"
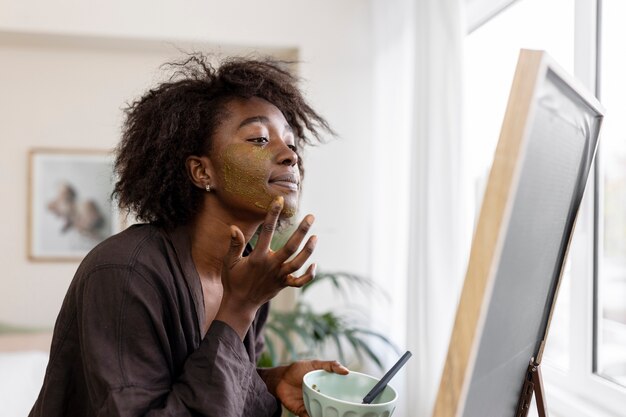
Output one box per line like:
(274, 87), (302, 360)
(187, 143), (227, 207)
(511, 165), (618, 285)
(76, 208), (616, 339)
(302, 370), (398, 417)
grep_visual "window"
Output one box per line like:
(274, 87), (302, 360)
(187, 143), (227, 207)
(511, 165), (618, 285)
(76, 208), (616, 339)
(464, 0), (626, 416)
(596, 0), (626, 389)
(464, 0), (575, 237)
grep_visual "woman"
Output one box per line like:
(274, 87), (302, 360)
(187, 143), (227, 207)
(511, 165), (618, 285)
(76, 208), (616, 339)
(29, 55), (348, 417)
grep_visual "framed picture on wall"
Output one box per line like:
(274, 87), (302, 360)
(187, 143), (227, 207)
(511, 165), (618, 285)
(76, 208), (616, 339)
(28, 148), (119, 261)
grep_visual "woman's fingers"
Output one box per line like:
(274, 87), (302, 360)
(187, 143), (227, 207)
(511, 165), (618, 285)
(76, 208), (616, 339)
(224, 225), (246, 268)
(309, 360), (350, 375)
(283, 263), (316, 288)
(254, 197), (284, 255)
(330, 361), (350, 375)
(275, 214), (315, 263)
(281, 235), (317, 275)
(247, 200), (318, 290)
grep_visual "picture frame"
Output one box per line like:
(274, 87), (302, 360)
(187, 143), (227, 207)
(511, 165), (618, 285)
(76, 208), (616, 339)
(27, 148), (120, 262)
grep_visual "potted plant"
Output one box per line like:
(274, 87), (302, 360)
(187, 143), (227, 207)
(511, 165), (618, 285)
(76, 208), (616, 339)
(257, 270), (400, 370)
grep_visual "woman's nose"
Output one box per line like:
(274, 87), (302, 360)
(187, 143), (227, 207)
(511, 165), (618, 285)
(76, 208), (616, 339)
(276, 142), (298, 166)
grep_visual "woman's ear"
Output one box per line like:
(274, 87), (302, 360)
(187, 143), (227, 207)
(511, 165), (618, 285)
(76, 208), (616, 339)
(185, 155), (214, 190)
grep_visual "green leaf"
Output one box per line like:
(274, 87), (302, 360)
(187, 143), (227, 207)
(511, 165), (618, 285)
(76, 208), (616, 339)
(264, 335), (277, 366)
(302, 271), (390, 304)
(353, 335), (384, 370)
(257, 351), (273, 368)
(266, 322), (298, 362)
(329, 332), (346, 364)
(352, 327), (402, 355)
(344, 332), (366, 365)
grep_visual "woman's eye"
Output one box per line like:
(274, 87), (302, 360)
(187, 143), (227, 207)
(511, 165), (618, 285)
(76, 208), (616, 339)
(249, 137), (269, 144)
(288, 145), (297, 152)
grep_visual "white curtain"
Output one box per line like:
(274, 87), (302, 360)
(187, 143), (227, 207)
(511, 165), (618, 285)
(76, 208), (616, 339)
(369, 2), (415, 415)
(407, 0), (467, 415)
(371, 0), (467, 415)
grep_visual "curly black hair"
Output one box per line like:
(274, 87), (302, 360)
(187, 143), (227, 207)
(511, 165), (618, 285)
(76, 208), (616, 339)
(113, 54), (333, 228)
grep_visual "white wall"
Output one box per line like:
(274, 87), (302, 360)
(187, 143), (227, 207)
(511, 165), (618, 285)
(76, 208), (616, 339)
(0, 0), (375, 328)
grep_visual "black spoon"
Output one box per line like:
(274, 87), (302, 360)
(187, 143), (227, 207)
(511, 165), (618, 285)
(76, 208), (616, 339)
(362, 350), (412, 404)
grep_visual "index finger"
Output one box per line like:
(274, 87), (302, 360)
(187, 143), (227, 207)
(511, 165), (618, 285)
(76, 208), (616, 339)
(254, 196), (284, 253)
(309, 360), (350, 375)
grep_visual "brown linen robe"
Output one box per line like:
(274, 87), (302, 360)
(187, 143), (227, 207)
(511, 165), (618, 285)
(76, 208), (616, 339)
(29, 224), (281, 417)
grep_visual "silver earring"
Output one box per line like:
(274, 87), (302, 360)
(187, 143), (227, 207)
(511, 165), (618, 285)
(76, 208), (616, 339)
(205, 184), (211, 193)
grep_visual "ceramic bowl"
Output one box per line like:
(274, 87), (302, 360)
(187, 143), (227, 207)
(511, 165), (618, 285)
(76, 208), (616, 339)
(302, 370), (398, 417)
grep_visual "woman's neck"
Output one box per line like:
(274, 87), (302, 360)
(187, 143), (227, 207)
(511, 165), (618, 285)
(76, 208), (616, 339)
(188, 207), (259, 281)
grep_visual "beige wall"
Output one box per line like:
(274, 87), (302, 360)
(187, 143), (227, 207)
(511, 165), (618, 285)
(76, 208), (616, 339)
(0, 1), (375, 328)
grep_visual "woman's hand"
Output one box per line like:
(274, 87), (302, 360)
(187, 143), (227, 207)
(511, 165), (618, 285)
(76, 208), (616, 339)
(215, 196), (318, 338)
(260, 360), (350, 417)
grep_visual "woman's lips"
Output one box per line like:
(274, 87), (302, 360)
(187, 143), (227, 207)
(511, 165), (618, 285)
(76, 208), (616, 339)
(269, 173), (299, 191)
(269, 180), (299, 191)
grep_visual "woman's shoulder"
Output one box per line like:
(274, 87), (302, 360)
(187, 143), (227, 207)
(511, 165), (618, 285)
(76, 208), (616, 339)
(77, 223), (174, 275)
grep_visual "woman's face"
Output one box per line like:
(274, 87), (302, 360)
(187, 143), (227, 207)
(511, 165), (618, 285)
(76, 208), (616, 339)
(209, 97), (300, 218)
